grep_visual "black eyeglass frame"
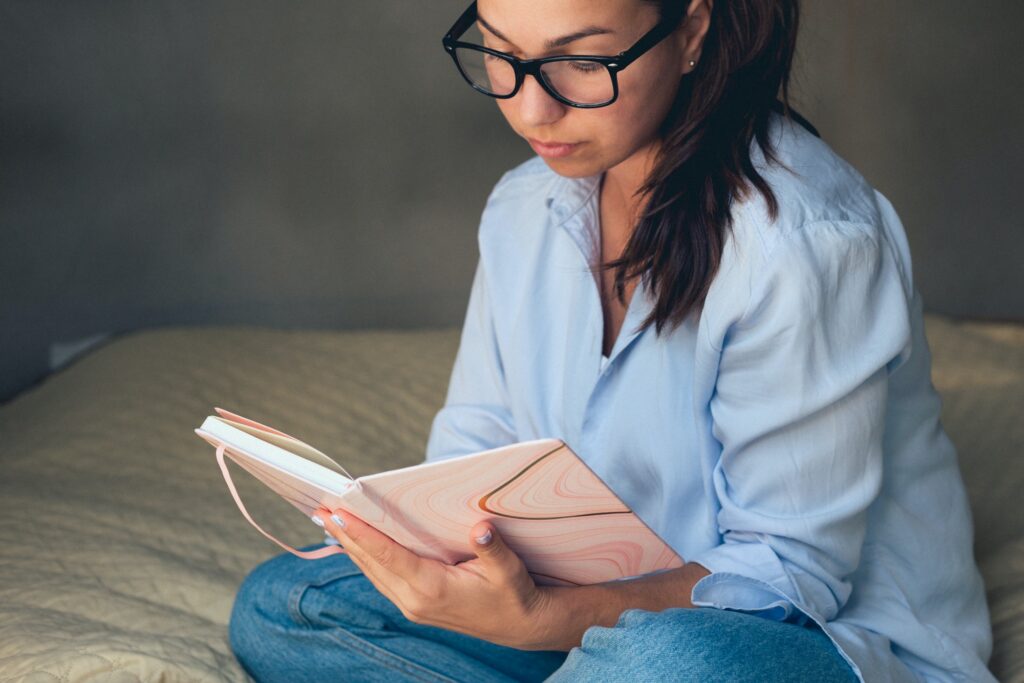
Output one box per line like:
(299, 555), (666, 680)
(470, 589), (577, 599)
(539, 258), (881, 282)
(442, 0), (686, 108)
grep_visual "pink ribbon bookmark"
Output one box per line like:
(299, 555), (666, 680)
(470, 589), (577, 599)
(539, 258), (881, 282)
(215, 444), (347, 560)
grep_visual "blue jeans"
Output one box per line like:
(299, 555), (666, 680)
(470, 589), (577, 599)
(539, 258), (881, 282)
(229, 543), (858, 682)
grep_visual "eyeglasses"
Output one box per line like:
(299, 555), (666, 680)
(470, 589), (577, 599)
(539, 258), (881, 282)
(441, 0), (686, 108)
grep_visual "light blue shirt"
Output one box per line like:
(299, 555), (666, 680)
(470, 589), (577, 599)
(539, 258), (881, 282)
(424, 112), (994, 682)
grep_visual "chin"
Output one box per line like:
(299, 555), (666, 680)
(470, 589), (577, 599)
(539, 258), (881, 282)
(536, 155), (604, 179)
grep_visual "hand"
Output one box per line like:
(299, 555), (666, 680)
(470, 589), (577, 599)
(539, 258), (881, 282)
(315, 508), (560, 650)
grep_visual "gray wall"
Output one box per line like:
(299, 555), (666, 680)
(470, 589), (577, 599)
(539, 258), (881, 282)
(2, 1), (1022, 404)
(796, 1), (1023, 322)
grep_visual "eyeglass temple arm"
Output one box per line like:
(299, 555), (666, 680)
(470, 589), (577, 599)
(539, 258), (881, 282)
(443, 0), (478, 43)
(616, 5), (687, 68)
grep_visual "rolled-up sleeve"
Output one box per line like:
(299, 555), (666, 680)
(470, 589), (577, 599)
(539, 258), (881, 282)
(689, 220), (913, 626)
(424, 253), (517, 463)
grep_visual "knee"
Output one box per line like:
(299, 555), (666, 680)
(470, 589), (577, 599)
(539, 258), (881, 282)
(551, 607), (850, 682)
(228, 546), (358, 663)
(547, 607), (760, 681)
(603, 607), (790, 664)
(229, 552), (298, 660)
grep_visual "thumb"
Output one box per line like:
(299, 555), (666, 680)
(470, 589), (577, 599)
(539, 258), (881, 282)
(469, 521), (521, 574)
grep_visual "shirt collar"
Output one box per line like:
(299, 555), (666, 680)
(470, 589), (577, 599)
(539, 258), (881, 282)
(545, 167), (655, 364)
(545, 170), (603, 225)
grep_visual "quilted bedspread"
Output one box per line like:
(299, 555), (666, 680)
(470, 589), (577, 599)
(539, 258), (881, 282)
(0, 316), (1021, 682)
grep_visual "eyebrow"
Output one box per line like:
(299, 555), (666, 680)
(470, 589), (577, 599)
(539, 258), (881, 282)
(476, 14), (614, 50)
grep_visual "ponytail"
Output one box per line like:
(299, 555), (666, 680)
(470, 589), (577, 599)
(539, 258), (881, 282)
(600, 0), (815, 335)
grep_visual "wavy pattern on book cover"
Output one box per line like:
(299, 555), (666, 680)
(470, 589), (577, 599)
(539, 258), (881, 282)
(356, 441), (684, 586)
(197, 421), (684, 586)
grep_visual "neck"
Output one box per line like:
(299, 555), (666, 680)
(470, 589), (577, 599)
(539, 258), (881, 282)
(600, 139), (662, 248)
(600, 139), (661, 233)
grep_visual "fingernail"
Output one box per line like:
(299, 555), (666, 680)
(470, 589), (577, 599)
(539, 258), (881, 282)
(331, 513), (346, 528)
(311, 514), (325, 527)
(475, 529), (492, 545)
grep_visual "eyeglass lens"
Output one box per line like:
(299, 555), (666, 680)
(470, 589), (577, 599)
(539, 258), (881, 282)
(452, 23), (614, 105)
(455, 48), (613, 105)
(455, 48), (516, 95)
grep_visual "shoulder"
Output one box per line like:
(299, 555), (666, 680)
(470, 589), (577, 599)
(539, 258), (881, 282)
(733, 111), (885, 254)
(492, 154), (555, 192)
(704, 112), (915, 351)
(729, 110), (913, 276)
(474, 154), (564, 261)
(483, 155), (558, 214)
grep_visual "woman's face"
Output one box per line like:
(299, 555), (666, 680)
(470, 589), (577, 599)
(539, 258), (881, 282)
(476, 0), (697, 179)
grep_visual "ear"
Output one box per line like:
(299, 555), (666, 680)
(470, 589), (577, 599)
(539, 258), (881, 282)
(676, 0), (713, 75)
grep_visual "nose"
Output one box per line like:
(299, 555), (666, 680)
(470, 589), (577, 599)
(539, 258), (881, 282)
(516, 73), (566, 128)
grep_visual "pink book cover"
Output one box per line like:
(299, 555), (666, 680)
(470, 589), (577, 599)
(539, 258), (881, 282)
(195, 407), (684, 586)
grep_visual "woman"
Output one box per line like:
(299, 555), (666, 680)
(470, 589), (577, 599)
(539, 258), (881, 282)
(228, 0), (995, 680)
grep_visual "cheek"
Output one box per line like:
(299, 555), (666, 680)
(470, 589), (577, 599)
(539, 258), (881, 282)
(581, 103), (655, 161)
(615, 63), (680, 130)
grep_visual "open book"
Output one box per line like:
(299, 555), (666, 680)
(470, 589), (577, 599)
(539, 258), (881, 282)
(195, 407), (684, 586)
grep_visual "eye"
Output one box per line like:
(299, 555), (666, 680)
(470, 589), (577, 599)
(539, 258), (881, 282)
(568, 60), (603, 74)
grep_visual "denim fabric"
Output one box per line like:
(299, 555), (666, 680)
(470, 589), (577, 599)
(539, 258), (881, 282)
(229, 544), (858, 683)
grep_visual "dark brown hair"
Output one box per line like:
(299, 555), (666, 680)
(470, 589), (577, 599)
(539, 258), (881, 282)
(600, 0), (817, 335)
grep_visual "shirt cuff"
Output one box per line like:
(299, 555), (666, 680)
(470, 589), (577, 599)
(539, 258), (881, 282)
(688, 542), (814, 627)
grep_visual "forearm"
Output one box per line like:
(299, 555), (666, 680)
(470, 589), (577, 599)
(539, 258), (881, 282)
(526, 561), (712, 651)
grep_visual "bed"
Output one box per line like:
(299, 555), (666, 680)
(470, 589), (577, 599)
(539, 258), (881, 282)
(0, 316), (1020, 681)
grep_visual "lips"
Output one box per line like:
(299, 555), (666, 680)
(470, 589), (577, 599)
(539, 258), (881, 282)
(527, 138), (580, 158)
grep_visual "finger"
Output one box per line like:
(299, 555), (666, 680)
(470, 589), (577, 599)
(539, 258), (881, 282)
(340, 544), (407, 607)
(468, 521), (530, 586)
(317, 509), (424, 582)
(315, 509), (382, 570)
(315, 511), (411, 605)
(315, 509), (385, 583)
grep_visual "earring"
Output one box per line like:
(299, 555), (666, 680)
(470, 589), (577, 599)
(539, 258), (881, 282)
(688, 59), (696, 67)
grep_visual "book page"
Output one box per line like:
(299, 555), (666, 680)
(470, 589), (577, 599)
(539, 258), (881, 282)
(213, 416), (352, 479)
